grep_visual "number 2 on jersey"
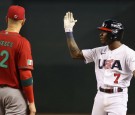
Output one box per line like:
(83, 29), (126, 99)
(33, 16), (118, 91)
(114, 73), (121, 84)
(0, 50), (9, 68)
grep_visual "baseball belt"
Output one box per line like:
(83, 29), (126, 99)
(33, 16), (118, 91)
(99, 86), (123, 93)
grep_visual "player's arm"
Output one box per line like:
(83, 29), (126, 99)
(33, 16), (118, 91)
(133, 70), (135, 77)
(20, 69), (36, 115)
(64, 12), (84, 60)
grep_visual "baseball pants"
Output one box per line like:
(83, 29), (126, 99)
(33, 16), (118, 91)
(0, 86), (28, 115)
(91, 90), (128, 115)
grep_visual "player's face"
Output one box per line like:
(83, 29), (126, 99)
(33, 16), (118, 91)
(99, 31), (108, 45)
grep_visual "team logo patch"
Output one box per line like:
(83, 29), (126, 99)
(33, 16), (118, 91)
(111, 23), (122, 29)
(27, 59), (33, 66)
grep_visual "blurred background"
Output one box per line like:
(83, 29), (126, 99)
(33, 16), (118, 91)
(0, 0), (135, 114)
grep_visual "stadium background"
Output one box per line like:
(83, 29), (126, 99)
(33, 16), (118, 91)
(0, 0), (135, 114)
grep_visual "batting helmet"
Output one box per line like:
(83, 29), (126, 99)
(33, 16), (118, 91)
(98, 19), (124, 41)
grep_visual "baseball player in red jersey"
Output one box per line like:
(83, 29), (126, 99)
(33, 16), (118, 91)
(0, 5), (36, 115)
(64, 12), (135, 115)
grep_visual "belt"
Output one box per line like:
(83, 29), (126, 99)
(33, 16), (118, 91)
(0, 84), (8, 88)
(99, 86), (123, 93)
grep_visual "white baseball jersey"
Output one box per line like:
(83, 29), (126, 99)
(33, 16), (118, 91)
(82, 44), (135, 89)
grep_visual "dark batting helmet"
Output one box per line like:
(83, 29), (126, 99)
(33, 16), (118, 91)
(98, 19), (124, 41)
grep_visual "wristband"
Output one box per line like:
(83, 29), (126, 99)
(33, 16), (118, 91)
(65, 32), (74, 39)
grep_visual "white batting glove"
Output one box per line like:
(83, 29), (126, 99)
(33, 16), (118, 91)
(64, 12), (77, 32)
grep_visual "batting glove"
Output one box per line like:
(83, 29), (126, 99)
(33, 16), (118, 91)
(64, 12), (77, 32)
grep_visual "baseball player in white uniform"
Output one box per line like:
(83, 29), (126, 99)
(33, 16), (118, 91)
(63, 12), (135, 115)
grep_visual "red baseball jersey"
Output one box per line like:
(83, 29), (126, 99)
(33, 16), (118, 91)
(0, 30), (33, 89)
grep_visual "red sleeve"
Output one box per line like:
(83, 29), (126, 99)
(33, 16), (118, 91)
(20, 69), (35, 103)
(23, 85), (34, 103)
(17, 38), (33, 70)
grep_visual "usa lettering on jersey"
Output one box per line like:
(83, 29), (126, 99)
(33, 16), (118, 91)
(98, 59), (122, 70)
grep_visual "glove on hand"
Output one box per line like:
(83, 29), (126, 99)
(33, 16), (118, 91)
(64, 12), (77, 32)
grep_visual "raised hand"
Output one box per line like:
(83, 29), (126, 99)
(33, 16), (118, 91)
(64, 12), (77, 32)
